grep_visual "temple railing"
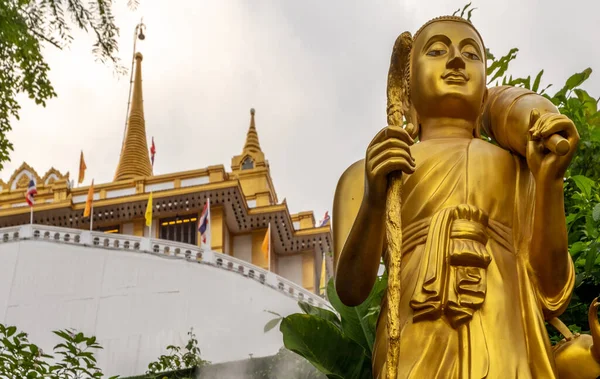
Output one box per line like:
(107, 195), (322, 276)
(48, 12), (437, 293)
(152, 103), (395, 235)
(2, 224), (332, 310)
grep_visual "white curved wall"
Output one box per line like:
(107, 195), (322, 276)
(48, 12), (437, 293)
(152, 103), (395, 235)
(0, 225), (329, 377)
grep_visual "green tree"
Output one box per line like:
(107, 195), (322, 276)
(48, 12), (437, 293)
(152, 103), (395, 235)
(0, 0), (134, 170)
(145, 328), (210, 379)
(0, 323), (115, 378)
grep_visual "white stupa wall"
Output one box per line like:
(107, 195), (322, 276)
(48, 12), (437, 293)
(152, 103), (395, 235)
(0, 225), (330, 377)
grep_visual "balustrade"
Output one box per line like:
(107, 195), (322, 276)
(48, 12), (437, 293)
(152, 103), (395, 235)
(0, 224), (330, 309)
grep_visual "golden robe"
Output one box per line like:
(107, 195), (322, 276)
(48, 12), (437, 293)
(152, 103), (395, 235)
(371, 137), (575, 379)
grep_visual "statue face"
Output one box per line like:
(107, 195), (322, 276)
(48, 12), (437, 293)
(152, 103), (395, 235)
(410, 21), (486, 122)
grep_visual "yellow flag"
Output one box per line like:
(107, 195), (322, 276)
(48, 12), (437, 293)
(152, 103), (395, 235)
(320, 254), (327, 294)
(78, 151), (86, 184)
(145, 192), (153, 227)
(83, 180), (94, 218)
(261, 223), (270, 260)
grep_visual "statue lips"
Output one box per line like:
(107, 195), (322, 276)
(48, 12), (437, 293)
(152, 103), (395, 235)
(442, 70), (469, 84)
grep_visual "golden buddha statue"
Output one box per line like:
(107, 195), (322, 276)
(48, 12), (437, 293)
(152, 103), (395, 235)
(332, 15), (598, 378)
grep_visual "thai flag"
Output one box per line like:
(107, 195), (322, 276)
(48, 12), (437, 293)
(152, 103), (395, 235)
(198, 198), (210, 244)
(150, 137), (156, 167)
(25, 179), (37, 207)
(319, 211), (330, 227)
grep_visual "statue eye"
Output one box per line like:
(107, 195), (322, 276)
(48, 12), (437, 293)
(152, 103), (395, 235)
(426, 49), (447, 57)
(461, 52), (480, 61)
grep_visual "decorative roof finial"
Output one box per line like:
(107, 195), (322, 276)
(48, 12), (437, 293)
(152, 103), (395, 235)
(114, 22), (152, 181)
(243, 108), (262, 153)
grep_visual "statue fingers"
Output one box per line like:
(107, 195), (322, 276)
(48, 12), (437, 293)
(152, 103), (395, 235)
(373, 157), (415, 177)
(367, 139), (412, 162)
(536, 115), (576, 139)
(371, 151), (415, 176)
(370, 147), (414, 170)
(369, 127), (392, 147)
(529, 108), (541, 129)
(528, 108), (543, 141)
(386, 124), (415, 145)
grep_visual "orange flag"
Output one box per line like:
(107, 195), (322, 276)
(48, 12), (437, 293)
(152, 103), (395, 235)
(83, 180), (94, 218)
(78, 151), (87, 184)
(261, 223), (271, 261)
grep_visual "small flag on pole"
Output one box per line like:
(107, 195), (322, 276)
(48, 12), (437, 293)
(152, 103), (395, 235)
(83, 180), (94, 218)
(318, 211), (330, 227)
(25, 179), (37, 207)
(198, 198), (210, 244)
(320, 253), (327, 294)
(261, 223), (271, 262)
(78, 151), (87, 184)
(150, 137), (156, 167)
(145, 192), (153, 227)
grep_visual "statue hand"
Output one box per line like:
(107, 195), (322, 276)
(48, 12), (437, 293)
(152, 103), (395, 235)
(527, 109), (579, 182)
(364, 124), (415, 205)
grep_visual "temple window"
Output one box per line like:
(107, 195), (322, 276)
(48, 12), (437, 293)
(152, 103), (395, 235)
(241, 156), (254, 170)
(159, 214), (198, 245)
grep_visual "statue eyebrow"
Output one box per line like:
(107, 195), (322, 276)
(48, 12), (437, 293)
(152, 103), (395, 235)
(422, 34), (452, 52)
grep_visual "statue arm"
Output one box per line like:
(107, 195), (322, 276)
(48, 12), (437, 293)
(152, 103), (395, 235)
(483, 86), (575, 316)
(529, 174), (575, 317)
(333, 160), (385, 306)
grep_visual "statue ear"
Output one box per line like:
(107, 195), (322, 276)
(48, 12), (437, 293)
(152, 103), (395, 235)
(474, 88), (489, 139)
(482, 88), (489, 108)
(406, 103), (420, 140)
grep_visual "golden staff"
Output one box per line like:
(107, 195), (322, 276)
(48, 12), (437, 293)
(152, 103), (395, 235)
(385, 31), (413, 379)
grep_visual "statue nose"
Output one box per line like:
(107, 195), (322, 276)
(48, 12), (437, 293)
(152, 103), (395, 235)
(446, 47), (466, 70)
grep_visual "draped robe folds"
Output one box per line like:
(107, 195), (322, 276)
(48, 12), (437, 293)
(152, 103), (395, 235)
(371, 137), (575, 379)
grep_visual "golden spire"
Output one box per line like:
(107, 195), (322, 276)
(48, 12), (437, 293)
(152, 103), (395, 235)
(231, 108), (267, 171)
(114, 52), (153, 181)
(243, 108), (262, 153)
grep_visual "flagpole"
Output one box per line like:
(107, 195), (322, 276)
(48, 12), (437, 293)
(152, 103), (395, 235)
(207, 197), (211, 249)
(30, 206), (33, 225)
(89, 205), (94, 231)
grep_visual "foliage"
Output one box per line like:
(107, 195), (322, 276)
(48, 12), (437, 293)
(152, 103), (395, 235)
(145, 328), (209, 379)
(0, 323), (115, 378)
(273, 275), (386, 379)
(51, 329), (114, 378)
(485, 47), (600, 335)
(0, 0), (133, 170)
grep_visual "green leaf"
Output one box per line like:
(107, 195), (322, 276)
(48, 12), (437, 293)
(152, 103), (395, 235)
(570, 241), (588, 255)
(298, 301), (341, 329)
(566, 213), (578, 225)
(565, 68), (592, 91)
(532, 70), (544, 93)
(589, 127), (600, 143)
(6, 326), (16, 337)
(326, 276), (386, 356)
(264, 310), (282, 317)
(593, 203), (600, 222)
(571, 175), (595, 198)
(584, 242), (598, 274)
(264, 317), (282, 333)
(281, 314), (372, 379)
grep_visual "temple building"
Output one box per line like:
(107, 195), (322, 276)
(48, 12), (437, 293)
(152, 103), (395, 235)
(0, 51), (332, 294)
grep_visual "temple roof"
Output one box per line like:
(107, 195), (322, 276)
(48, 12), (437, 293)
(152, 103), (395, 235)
(114, 52), (153, 181)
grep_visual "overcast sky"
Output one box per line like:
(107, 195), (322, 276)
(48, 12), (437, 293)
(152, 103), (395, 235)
(4, 0), (599, 222)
